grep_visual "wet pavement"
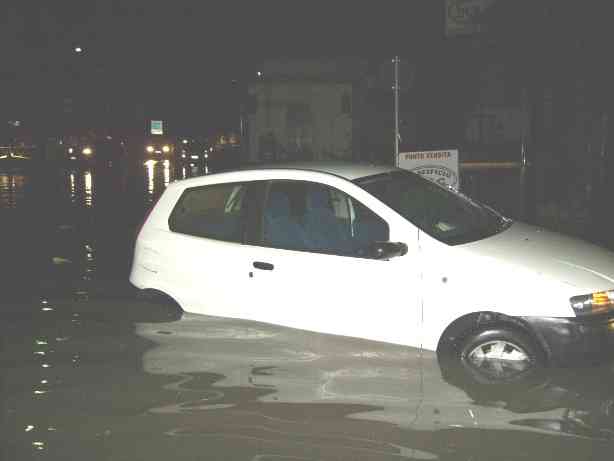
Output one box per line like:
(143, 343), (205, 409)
(2, 160), (614, 460)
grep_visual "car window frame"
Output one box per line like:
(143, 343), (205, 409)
(168, 180), (264, 244)
(256, 179), (391, 259)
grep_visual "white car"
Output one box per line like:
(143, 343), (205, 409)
(130, 162), (614, 370)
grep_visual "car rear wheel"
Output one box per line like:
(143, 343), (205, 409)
(459, 328), (545, 383)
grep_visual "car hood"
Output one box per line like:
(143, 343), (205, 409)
(462, 222), (614, 292)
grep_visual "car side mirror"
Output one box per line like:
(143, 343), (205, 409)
(368, 241), (408, 260)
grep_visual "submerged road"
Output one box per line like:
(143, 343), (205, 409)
(2, 161), (614, 460)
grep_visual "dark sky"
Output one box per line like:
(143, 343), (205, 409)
(3, 1), (441, 135)
(5, 1), (610, 136)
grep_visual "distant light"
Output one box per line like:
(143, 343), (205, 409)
(182, 139), (188, 144)
(257, 71), (262, 77)
(74, 47), (83, 53)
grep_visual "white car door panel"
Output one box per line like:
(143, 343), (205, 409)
(247, 246), (421, 348)
(243, 178), (422, 348)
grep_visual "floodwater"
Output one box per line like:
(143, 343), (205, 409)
(2, 160), (614, 460)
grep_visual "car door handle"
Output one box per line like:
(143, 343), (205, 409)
(253, 261), (274, 271)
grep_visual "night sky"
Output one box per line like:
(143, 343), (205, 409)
(3, 1), (613, 137)
(3, 1), (441, 135)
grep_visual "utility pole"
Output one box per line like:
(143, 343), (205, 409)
(393, 56), (400, 167)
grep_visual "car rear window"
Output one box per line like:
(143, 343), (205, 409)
(168, 182), (249, 242)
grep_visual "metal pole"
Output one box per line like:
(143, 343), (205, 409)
(393, 56), (400, 167)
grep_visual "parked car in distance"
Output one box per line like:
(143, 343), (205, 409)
(130, 162), (614, 374)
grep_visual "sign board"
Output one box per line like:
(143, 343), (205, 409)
(150, 120), (164, 135)
(445, 0), (497, 37)
(399, 149), (460, 189)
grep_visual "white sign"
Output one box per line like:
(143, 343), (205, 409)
(399, 149), (460, 189)
(150, 120), (164, 135)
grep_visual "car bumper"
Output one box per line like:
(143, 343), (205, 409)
(523, 314), (614, 366)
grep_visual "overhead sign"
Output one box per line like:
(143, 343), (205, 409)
(399, 149), (460, 189)
(150, 120), (164, 135)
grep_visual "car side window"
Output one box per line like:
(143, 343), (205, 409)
(262, 180), (389, 257)
(169, 182), (249, 242)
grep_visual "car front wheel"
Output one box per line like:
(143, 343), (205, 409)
(459, 327), (546, 383)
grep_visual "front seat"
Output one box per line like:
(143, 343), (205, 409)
(263, 189), (308, 250)
(303, 186), (351, 253)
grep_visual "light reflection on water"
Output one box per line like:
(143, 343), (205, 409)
(83, 170), (93, 207)
(1, 157), (208, 213)
(0, 172), (27, 208)
(69, 171), (76, 203)
(145, 160), (155, 200)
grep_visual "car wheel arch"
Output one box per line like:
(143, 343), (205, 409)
(436, 311), (552, 363)
(137, 288), (184, 312)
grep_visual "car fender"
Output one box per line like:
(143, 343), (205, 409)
(435, 311), (552, 361)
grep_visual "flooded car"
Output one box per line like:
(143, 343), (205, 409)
(130, 161), (614, 372)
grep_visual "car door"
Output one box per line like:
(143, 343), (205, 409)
(163, 180), (263, 318)
(244, 178), (422, 349)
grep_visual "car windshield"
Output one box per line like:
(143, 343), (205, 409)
(354, 170), (512, 245)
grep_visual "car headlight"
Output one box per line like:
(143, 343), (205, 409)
(162, 145), (170, 153)
(82, 147), (93, 155)
(146, 145), (154, 153)
(570, 290), (614, 316)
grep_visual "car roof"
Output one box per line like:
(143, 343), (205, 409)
(240, 161), (396, 180)
(167, 161), (398, 190)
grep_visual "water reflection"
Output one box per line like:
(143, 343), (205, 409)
(68, 171), (77, 203)
(137, 314), (614, 457)
(0, 172), (27, 208)
(83, 170), (93, 207)
(145, 160), (155, 200)
(3, 293), (614, 460)
(144, 159), (178, 202)
(163, 160), (170, 187)
(64, 169), (95, 208)
(431, 353), (614, 440)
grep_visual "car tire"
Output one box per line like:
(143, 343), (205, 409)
(458, 327), (546, 384)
